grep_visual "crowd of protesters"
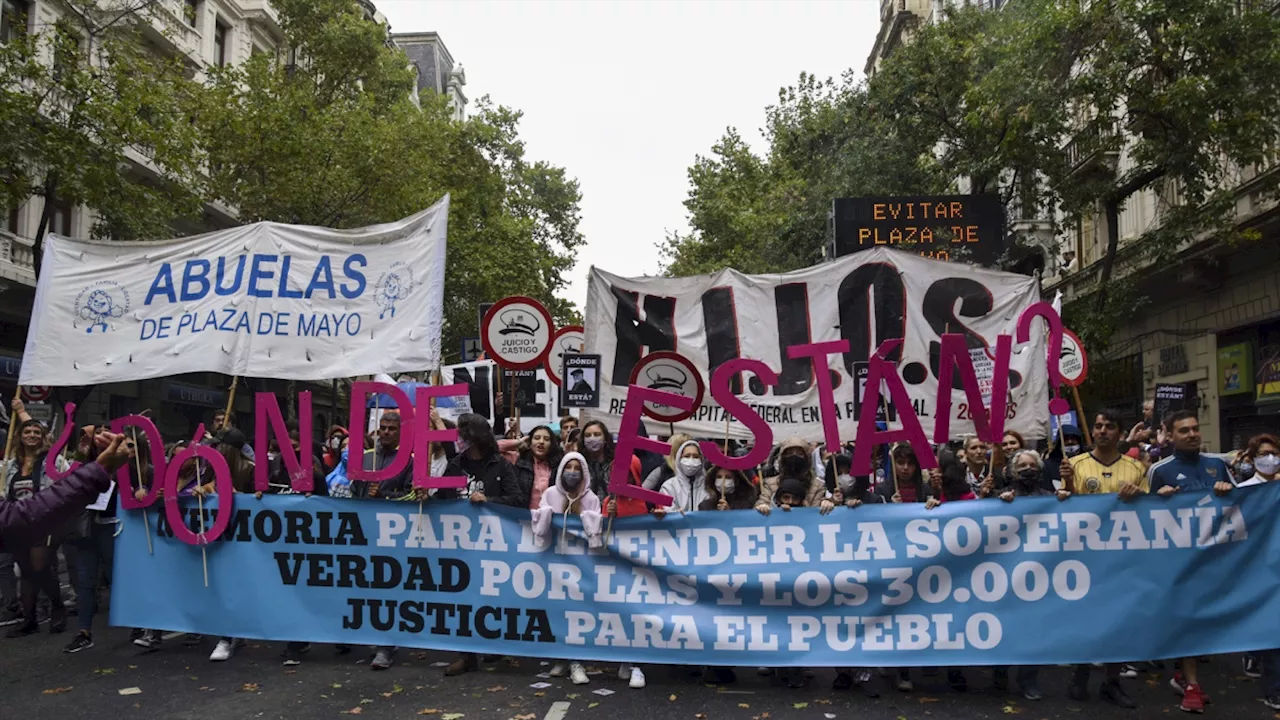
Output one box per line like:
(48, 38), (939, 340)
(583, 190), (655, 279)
(1, 393), (1276, 713)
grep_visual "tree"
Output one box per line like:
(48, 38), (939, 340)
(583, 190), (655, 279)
(0, 0), (207, 276)
(663, 73), (945, 276)
(197, 0), (585, 362)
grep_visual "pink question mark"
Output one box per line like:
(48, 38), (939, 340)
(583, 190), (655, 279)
(1016, 301), (1070, 416)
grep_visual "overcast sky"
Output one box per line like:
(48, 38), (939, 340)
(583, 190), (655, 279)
(378, 0), (881, 311)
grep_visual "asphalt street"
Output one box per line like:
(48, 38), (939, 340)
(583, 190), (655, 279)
(1, 619), (1276, 720)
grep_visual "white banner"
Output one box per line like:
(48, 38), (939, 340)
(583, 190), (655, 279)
(584, 247), (1050, 441)
(20, 197), (450, 385)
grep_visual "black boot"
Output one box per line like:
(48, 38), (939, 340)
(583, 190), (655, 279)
(1100, 679), (1136, 709)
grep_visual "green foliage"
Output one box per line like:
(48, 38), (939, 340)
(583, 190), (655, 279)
(197, 0), (584, 361)
(0, 1), (207, 251)
(663, 73), (945, 276)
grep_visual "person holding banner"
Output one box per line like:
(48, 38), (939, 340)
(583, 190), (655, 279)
(579, 421), (619, 498)
(701, 465), (758, 512)
(755, 438), (832, 515)
(1147, 410), (1235, 714)
(323, 426), (350, 471)
(533, 453), (614, 687)
(443, 414), (523, 677)
(2, 418), (71, 638)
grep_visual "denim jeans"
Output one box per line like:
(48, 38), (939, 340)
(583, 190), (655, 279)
(72, 521), (116, 634)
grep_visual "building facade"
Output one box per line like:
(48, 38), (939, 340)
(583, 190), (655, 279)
(392, 31), (467, 121)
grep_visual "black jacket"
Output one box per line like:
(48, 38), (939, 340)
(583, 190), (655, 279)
(513, 451), (559, 509)
(439, 452), (525, 507)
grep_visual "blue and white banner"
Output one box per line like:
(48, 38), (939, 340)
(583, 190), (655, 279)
(19, 196), (449, 385)
(110, 484), (1280, 666)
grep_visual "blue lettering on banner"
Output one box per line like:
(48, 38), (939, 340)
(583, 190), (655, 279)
(109, 484), (1280, 665)
(137, 310), (337, 341)
(142, 254), (370, 306)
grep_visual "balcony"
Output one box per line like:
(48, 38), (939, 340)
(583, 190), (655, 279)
(1063, 123), (1119, 176)
(0, 230), (36, 287)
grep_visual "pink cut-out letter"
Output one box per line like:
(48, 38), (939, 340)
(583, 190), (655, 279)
(113, 414), (167, 509)
(412, 385), (469, 490)
(932, 334), (1012, 444)
(851, 340), (936, 475)
(1016, 301), (1070, 416)
(611, 385), (694, 507)
(786, 340), (851, 452)
(162, 443), (235, 546)
(42, 403), (81, 481)
(346, 381), (415, 483)
(254, 391), (314, 493)
(699, 359), (777, 470)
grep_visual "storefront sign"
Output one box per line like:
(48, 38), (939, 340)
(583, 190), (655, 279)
(1158, 345), (1189, 376)
(1217, 343), (1253, 397)
(167, 382), (227, 408)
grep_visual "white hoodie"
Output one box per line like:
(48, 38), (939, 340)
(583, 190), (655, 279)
(531, 452), (604, 548)
(658, 440), (710, 513)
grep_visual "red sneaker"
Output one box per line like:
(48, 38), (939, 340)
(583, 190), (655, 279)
(1179, 683), (1206, 713)
(1170, 673), (1213, 704)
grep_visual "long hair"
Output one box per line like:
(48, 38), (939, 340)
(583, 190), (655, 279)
(936, 447), (970, 500)
(14, 420), (48, 464)
(220, 442), (255, 493)
(458, 414), (498, 460)
(890, 442), (924, 490)
(522, 424), (563, 468)
(580, 420), (615, 463)
(665, 433), (692, 470)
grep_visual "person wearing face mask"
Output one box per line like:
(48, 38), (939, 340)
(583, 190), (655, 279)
(642, 433), (692, 490)
(654, 440), (709, 515)
(700, 465), (758, 512)
(991, 449), (1070, 700)
(756, 438), (833, 515)
(1236, 435), (1280, 694)
(580, 421), (625, 498)
(323, 426), (349, 471)
(532, 453), (645, 689)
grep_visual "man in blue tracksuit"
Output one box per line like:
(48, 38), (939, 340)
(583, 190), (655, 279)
(1146, 409), (1235, 714)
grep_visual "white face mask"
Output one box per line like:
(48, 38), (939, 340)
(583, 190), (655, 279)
(1255, 453), (1280, 476)
(678, 458), (703, 477)
(836, 474), (856, 492)
(716, 477), (735, 495)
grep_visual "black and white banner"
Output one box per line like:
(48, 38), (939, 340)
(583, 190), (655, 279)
(583, 248), (1049, 441)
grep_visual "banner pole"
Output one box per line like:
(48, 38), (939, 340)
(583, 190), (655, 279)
(132, 427), (153, 555)
(1072, 385), (1092, 446)
(3, 385), (21, 465)
(194, 459), (209, 587)
(220, 376), (239, 431)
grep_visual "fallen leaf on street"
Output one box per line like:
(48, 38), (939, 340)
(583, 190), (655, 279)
(117, 687), (142, 696)
(413, 652), (428, 660)
(825, 715), (837, 720)
(442, 714), (465, 720)
(919, 697), (940, 703)
(340, 709), (363, 716)
(566, 693), (580, 699)
(815, 698), (831, 705)
(738, 703), (750, 709)
(487, 686), (507, 693)
(416, 710), (440, 716)
(696, 714), (707, 719)
(1003, 706), (1022, 715)
(588, 704), (599, 709)
(128, 665), (137, 669)
(241, 683), (260, 692)
(94, 668), (115, 675)
(534, 692), (546, 697)
(42, 687), (73, 694)
(332, 682), (344, 689)
(669, 694), (678, 701)
(189, 676), (198, 681)
(285, 670), (297, 675)
(360, 698), (374, 704)
(514, 715), (536, 720)
(794, 703), (809, 709)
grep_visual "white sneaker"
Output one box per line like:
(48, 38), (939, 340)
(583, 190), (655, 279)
(570, 662), (590, 685)
(549, 662), (567, 677)
(210, 639), (236, 662)
(617, 663), (631, 681)
(629, 666), (646, 689)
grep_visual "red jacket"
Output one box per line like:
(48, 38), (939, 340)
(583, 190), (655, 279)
(610, 455), (649, 517)
(0, 462), (111, 550)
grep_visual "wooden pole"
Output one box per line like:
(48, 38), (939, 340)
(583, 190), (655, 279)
(1071, 385), (1092, 446)
(131, 427), (153, 555)
(195, 459), (209, 587)
(220, 376), (239, 431)
(3, 385), (21, 466)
